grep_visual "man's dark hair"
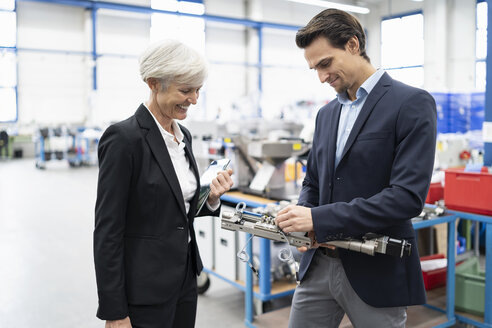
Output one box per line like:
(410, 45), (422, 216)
(296, 8), (370, 62)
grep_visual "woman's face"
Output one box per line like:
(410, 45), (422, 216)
(154, 82), (201, 121)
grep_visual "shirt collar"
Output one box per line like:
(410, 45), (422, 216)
(143, 102), (184, 143)
(336, 68), (385, 105)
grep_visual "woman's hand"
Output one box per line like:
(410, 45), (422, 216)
(106, 317), (131, 328)
(207, 169), (234, 206)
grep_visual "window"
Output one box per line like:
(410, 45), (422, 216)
(381, 12), (424, 87)
(150, 0), (205, 52)
(0, 0), (15, 11)
(476, 1), (487, 90)
(0, 4), (17, 122)
(150, 0), (206, 118)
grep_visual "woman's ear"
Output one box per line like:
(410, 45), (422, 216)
(146, 78), (160, 92)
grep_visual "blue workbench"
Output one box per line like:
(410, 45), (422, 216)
(210, 193), (298, 328)
(217, 192), (492, 327)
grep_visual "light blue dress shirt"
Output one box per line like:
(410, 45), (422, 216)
(334, 69), (385, 168)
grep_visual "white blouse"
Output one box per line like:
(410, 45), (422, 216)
(144, 104), (197, 215)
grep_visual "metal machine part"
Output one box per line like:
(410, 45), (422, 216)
(221, 206), (312, 248)
(416, 203), (447, 221)
(221, 204), (412, 258)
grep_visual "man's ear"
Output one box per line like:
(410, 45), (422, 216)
(346, 36), (360, 55)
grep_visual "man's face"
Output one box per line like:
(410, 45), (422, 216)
(304, 36), (358, 95)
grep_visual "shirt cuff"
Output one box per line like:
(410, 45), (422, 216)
(206, 199), (221, 212)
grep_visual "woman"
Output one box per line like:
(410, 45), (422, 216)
(94, 40), (233, 328)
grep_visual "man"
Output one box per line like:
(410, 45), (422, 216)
(275, 9), (436, 328)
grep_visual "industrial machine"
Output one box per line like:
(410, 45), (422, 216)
(242, 138), (310, 200)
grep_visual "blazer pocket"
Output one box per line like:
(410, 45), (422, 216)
(356, 131), (391, 141)
(124, 233), (160, 240)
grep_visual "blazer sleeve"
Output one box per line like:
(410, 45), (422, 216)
(180, 125), (221, 218)
(312, 90), (437, 242)
(94, 124), (133, 320)
(197, 202), (221, 217)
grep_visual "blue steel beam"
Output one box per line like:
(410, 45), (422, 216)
(18, 0), (301, 31)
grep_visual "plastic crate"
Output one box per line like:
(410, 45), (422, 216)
(444, 168), (492, 215)
(421, 254), (447, 290)
(455, 257), (485, 316)
(425, 182), (444, 204)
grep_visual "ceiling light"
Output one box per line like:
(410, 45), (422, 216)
(286, 0), (370, 14)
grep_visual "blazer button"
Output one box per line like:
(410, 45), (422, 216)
(177, 226), (184, 230)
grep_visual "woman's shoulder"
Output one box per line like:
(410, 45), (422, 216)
(101, 115), (141, 143)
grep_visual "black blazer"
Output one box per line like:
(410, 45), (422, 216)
(298, 73), (436, 307)
(94, 104), (218, 320)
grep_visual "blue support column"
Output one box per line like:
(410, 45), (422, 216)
(257, 27), (263, 118)
(259, 238), (271, 297)
(485, 223), (492, 324)
(485, 0), (492, 165)
(245, 232), (254, 326)
(446, 218), (456, 321)
(91, 5), (97, 91)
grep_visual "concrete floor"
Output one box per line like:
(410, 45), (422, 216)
(0, 159), (472, 328)
(0, 159), (245, 328)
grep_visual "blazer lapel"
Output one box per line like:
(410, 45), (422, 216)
(135, 105), (188, 219)
(327, 102), (342, 178)
(181, 125), (200, 220)
(339, 72), (392, 164)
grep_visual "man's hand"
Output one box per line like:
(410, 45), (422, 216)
(275, 205), (313, 233)
(106, 317), (131, 328)
(207, 169), (234, 205)
(297, 231), (320, 253)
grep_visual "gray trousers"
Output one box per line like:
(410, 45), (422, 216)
(289, 250), (407, 328)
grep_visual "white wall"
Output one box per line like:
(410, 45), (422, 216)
(12, 0), (482, 127)
(93, 10), (150, 124)
(16, 1), (90, 125)
(203, 0), (335, 121)
(363, 0), (477, 93)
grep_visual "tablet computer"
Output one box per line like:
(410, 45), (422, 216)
(196, 158), (231, 215)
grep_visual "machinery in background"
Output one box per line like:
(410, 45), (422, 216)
(0, 130), (8, 159)
(244, 138), (310, 200)
(34, 126), (101, 169)
(435, 133), (482, 169)
(188, 118), (312, 200)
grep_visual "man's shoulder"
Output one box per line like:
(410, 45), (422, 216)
(389, 76), (431, 98)
(313, 99), (338, 122)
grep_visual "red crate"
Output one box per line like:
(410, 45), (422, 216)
(421, 254), (447, 290)
(425, 182), (444, 204)
(444, 168), (492, 215)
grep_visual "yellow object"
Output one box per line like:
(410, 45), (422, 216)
(292, 143), (302, 150)
(285, 162), (304, 182)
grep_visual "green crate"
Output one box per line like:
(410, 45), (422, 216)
(455, 256), (485, 316)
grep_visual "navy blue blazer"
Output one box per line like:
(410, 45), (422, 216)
(298, 72), (436, 308)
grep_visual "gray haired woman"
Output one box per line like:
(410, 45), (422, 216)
(94, 40), (233, 328)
